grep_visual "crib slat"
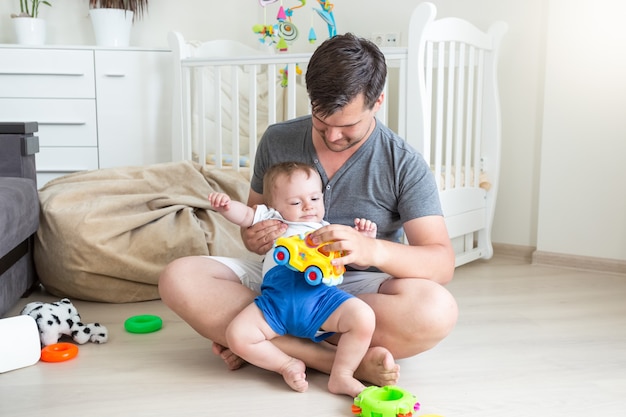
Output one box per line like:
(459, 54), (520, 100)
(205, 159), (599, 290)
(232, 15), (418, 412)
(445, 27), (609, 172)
(465, 45), (476, 189)
(395, 53), (408, 139)
(248, 65), (258, 174)
(180, 66), (192, 161)
(197, 67), (207, 166)
(444, 41), (456, 191)
(286, 63), (297, 120)
(473, 50), (485, 187)
(213, 67), (222, 168)
(434, 41), (445, 190)
(424, 41), (434, 167)
(231, 65), (240, 171)
(379, 82), (388, 125)
(267, 64), (277, 125)
(454, 42), (466, 189)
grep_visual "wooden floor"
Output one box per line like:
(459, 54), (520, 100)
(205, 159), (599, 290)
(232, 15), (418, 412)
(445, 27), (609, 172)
(2, 255), (625, 417)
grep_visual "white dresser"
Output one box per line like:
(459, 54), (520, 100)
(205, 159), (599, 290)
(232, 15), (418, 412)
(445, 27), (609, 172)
(0, 45), (172, 186)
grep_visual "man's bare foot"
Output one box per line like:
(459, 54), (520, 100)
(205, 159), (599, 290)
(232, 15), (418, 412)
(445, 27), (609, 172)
(354, 346), (400, 386)
(328, 373), (367, 398)
(212, 342), (246, 370)
(279, 357), (308, 393)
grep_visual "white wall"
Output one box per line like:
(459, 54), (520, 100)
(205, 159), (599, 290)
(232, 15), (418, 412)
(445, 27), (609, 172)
(0, 0), (258, 47)
(2, 0), (623, 262)
(537, 0), (626, 260)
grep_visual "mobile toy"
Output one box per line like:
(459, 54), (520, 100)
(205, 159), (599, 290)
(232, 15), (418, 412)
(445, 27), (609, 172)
(352, 386), (420, 417)
(253, 0), (337, 52)
(273, 232), (345, 286)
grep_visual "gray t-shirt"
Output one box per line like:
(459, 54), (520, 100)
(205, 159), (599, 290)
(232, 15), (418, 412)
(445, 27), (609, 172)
(251, 116), (442, 244)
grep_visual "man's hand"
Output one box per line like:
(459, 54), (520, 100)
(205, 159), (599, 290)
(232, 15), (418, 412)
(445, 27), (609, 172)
(241, 219), (288, 255)
(308, 224), (378, 269)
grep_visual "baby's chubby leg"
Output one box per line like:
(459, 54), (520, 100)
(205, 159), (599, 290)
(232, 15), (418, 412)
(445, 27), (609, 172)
(226, 303), (308, 392)
(322, 298), (377, 397)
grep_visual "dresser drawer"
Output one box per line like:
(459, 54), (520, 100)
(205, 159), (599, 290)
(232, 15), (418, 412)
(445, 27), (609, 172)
(0, 98), (97, 146)
(36, 147), (99, 173)
(0, 49), (95, 98)
(36, 147), (99, 187)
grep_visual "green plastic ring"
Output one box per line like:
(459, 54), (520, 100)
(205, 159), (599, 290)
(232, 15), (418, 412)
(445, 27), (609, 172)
(124, 315), (163, 334)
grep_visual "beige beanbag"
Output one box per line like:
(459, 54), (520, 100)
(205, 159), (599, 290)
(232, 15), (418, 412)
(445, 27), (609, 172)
(35, 161), (259, 303)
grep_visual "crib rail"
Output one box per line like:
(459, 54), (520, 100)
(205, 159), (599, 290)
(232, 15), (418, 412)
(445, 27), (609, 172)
(174, 48), (407, 174)
(180, 54), (311, 172)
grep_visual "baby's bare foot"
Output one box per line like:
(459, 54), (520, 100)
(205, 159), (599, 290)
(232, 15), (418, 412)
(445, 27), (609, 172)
(354, 346), (399, 386)
(212, 342), (246, 370)
(328, 372), (367, 398)
(279, 358), (308, 392)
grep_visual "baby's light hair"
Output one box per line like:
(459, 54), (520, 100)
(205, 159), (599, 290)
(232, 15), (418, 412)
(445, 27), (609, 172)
(263, 162), (320, 206)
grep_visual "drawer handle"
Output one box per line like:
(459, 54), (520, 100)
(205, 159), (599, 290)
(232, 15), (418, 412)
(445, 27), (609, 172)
(104, 73), (126, 77)
(0, 71), (85, 77)
(39, 121), (87, 126)
(37, 168), (92, 173)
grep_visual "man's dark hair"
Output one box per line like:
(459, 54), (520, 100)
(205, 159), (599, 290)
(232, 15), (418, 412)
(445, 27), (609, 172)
(305, 33), (387, 118)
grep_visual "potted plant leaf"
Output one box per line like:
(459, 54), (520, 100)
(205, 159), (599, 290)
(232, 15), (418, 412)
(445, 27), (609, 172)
(88, 0), (149, 47)
(11, 0), (52, 45)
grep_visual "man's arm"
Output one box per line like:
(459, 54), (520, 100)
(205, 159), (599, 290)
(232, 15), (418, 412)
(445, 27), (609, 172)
(308, 215), (455, 285)
(240, 189), (288, 255)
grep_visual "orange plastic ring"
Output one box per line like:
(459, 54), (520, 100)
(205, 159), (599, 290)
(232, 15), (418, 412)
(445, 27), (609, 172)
(41, 342), (79, 363)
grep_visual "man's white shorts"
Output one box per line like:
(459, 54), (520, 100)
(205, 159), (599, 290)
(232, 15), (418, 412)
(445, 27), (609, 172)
(209, 256), (391, 295)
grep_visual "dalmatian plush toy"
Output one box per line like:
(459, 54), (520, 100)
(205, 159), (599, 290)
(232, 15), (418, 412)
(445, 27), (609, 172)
(20, 298), (108, 347)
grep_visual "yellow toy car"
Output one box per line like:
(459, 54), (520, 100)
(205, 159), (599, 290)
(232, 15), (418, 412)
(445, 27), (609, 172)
(273, 232), (345, 286)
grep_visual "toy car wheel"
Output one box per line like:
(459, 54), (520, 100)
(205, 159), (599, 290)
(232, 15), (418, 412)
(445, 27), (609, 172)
(304, 265), (323, 285)
(273, 246), (290, 265)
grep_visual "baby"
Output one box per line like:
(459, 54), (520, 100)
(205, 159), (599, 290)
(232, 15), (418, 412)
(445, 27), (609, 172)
(209, 161), (377, 397)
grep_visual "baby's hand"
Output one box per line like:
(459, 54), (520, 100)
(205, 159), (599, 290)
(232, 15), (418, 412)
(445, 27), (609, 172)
(208, 192), (231, 211)
(354, 218), (377, 239)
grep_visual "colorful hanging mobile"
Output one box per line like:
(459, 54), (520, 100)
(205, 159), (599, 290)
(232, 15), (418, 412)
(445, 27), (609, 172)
(312, 0), (336, 38)
(252, 0), (336, 52)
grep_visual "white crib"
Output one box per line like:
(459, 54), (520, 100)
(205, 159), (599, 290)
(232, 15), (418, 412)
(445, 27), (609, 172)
(168, 2), (507, 267)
